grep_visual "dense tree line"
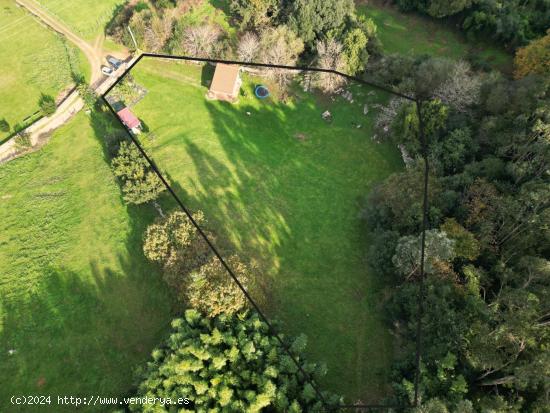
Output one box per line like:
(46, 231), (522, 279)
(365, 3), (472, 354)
(395, 0), (550, 48)
(364, 53), (549, 411)
(106, 0), (380, 89)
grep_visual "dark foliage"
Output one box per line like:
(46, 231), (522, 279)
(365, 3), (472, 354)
(364, 55), (550, 410)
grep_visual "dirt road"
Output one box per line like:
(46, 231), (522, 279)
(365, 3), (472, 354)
(0, 0), (132, 163)
(16, 0), (104, 83)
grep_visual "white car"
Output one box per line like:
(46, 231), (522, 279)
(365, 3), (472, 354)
(101, 66), (114, 76)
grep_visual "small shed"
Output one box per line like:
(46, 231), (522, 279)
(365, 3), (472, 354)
(117, 107), (141, 134)
(207, 63), (242, 102)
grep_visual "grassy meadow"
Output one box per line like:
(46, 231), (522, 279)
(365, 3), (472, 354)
(113, 58), (403, 402)
(37, 0), (125, 42)
(0, 0), (82, 141)
(0, 112), (174, 412)
(358, 1), (512, 71)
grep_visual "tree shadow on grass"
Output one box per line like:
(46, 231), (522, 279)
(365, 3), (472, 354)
(0, 253), (174, 412)
(0, 104), (178, 412)
(125, 67), (401, 403)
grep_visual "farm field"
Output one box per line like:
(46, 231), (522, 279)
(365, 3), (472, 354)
(114, 58), (404, 402)
(0, 0), (81, 141)
(358, 1), (512, 71)
(0, 112), (174, 412)
(37, 0), (125, 42)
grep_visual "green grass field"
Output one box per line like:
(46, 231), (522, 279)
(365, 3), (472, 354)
(37, 0), (125, 42)
(0, 0), (82, 141)
(116, 58), (403, 403)
(358, 1), (512, 71)
(0, 112), (174, 412)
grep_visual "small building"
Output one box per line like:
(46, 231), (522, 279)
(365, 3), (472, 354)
(207, 63), (242, 102)
(117, 107), (141, 134)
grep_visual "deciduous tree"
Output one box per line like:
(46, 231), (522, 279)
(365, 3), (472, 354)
(143, 12), (174, 52)
(313, 38), (346, 93)
(181, 23), (221, 58)
(392, 229), (456, 280)
(237, 31), (260, 62)
(434, 60), (481, 111)
(514, 30), (550, 79)
(259, 26), (304, 85)
(143, 210), (211, 283)
(440, 218), (480, 261)
(111, 141), (165, 204)
(187, 255), (250, 317)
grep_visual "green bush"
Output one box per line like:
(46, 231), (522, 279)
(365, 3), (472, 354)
(38, 94), (56, 116)
(0, 119), (9, 133)
(14, 132), (31, 150)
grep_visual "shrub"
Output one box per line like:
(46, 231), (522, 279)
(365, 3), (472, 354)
(134, 1), (149, 12)
(77, 83), (97, 109)
(150, 0), (176, 9)
(111, 140), (166, 204)
(38, 94), (56, 116)
(14, 132), (31, 150)
(0, 118), (9, 133)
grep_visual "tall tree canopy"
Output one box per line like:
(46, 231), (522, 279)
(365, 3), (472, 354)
(514, 29), (550, 79)
(129, 310), (341, 412)
(284, 0), (354, 46)
(364, 53), (550, 410)
(230, 0), (280, 29)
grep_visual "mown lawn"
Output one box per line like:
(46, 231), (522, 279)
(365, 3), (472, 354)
(37, 0), (125, 42)
(0, 112), (174, 412)
(0, 0), (81, 141)
(119, 58), (403, 403)
(358, 1), (512, 71)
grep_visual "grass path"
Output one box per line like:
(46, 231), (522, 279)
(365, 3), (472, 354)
(121, 59), (403, 402)
(0, 112), (173, 412)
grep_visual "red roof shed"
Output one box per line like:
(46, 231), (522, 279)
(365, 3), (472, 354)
(117, 107), (141, 130)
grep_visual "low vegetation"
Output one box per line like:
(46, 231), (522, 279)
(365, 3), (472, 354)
(357, 2), (511, 71)
(37, 0), (126, 41)
(0, 113), (173, 411)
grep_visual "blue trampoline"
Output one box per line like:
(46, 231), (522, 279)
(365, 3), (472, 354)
(255, 85), (270, 99)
